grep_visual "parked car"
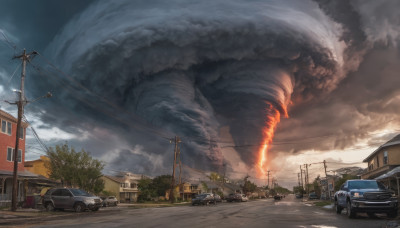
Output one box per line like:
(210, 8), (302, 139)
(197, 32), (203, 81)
(214, 194), (222, 203)
(101, 196), (118, 207)
(191, 193), (216, 206)
(334, 180), (398, 218)
(227, 193), (248, 202)
(274, 195), (282, 200)
(43, 188), (102, 212)
(308, 192), (318, 200)
(240, 194), (249, 202)
(295, 194), (303, 199)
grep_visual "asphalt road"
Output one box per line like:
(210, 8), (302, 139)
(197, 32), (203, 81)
(27, 195), (398, 228)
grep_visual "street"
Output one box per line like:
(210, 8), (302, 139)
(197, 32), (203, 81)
(12, 195), (395, 228)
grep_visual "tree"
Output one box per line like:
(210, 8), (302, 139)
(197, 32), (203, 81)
(138, 177), (156, 201)
(209, 172), (221, 182)
(152, 175), (172, 196)
(137, 175), (173, 202)
(241, 176), (257, 194)
(334, 174), (358, 191)
(293, 186), (305, 195)
(46, 143), (105, 194)
(274, 185), (291, 195)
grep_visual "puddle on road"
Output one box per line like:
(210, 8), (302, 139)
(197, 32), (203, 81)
(274, 201), (297, 206)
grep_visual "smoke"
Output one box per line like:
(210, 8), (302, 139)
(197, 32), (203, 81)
(35, 0), (356, 177)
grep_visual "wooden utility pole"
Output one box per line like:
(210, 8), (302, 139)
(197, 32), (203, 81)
(170, 136), (180, 203)
(10, 50), (36, 211)
(299, 166), (303, 191)
(323, 160), (330, 199)
(267, 170), (271, 189)
(297, 173), (301, 188)
(304, 164), (309, 194)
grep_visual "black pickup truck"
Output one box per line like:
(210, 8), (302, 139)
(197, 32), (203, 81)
(334, 180), (398, 218)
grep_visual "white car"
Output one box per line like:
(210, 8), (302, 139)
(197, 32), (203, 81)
(101, 196), (118, 207)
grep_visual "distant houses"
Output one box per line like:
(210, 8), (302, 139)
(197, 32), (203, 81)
(102, 172), (150, 203)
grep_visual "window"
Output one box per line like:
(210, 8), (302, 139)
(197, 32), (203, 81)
(52, 189), (63, 196)
(7, 148), (13, 161)
(19, 127), (24, 140)
(6, 148), (22, 162)
(1, 120), (11, 135)
(1, 120), (5, 133)
(384, 151), (388, 165)
(61, 189), (73, 197)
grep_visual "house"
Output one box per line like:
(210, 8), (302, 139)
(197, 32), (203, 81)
(0, 109), (28, 205)
(178, 182), (201, 200)
(24, 155), (50, 178)
(362, 134), (400, 180)
(102, 172), (146, 203)
(0, 109), (28, 173)
(0, 110), (57, 207)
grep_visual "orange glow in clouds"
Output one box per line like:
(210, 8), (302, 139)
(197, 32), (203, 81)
(257, 104), (287, 177)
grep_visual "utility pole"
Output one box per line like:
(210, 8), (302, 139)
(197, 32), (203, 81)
(304, 164), (309, 195)
(222, 162), (226, 185)
(267, 170), (270, 189)
(323, 160), (330, 199)
(170, 136), (180, 203)
(297, 173), (301, 188)
(299, 166), (303, 191)
(178, 146), (182, 200)
(9, 50), (36, 211)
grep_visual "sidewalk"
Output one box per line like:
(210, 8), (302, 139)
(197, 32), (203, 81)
(0, 208), (74, 226)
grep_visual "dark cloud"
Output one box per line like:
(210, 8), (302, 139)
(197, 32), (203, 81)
(1, 0), (399, 182)
(27, 0), (349, 176)
(272, 43), (400, 155)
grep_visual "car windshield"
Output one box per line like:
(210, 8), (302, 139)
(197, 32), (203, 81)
(196, 194), (207, 199)
(70, 189), (92, 196)
(348, 181), (385, 190)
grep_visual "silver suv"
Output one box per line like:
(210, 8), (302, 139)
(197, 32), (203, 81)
(43, 188), (102, 212)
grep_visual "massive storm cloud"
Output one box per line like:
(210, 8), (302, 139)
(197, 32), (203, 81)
(28, 0), (367, 177)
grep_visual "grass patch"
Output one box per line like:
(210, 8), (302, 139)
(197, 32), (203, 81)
(314, 201), (332, 207)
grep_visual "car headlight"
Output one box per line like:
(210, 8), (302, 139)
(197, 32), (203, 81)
(352, 192), (362, 198)
(84, 198), (95, 204)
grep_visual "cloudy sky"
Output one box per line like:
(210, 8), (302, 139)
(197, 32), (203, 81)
(0, 0), (399, 189)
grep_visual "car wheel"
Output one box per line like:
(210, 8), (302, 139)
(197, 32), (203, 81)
(74, 202), (85, 213)
(387, 210), (398, 218)
(346, 201), (355, 218)
(45, 203), (55, 212)
(335, 201), (342, 214)
(92, 207), (100, 211)
(114, 202), (118, 206)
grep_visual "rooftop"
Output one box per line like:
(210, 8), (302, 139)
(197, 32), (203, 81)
(0, 109), (29, 128)
(363, 134), (400, 162)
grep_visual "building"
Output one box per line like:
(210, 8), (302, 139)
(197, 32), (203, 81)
(102, 172), (145, 203)
(24, 156), (50, 178)
(178, 182), (201, 200)
(362, 134), (400, 180)
(0, 109), (28, 172)
(0, 110), (57, 207)
(0, 109), (28, 205)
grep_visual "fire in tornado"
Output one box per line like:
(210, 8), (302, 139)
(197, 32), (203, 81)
(258, 103), (288, 177)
